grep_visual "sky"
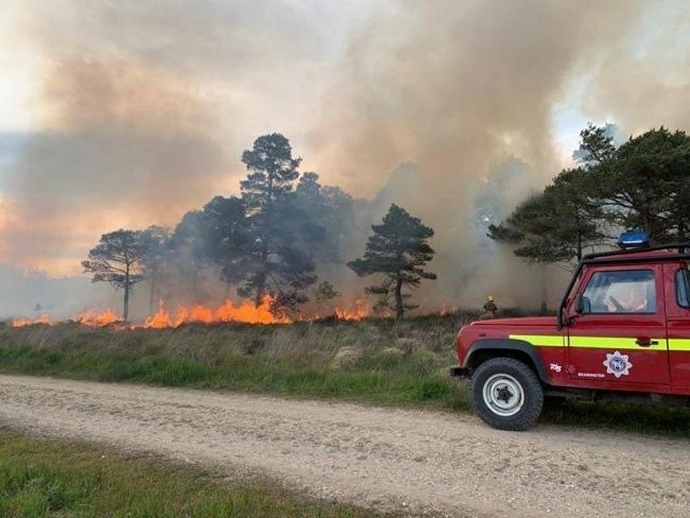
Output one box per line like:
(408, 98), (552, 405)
(1, 0), (689, 299)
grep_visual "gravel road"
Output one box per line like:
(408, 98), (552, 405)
(0, 374), (688, 517)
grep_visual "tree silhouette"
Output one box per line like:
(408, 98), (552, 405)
(81, 229), (154, 320)
(348, 204), (437, 319)
(295, 172), (355, 262)
(139, 225), (171, 313)
(592, 127), (690, 241)
(235, 133), (317, 309)
(493, 125), (690, 266)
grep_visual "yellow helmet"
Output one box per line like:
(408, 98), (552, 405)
(487, 295), (494, 301)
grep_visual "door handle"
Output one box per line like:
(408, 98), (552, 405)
(635, 338), (658, 347)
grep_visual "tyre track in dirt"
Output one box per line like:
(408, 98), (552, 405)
(0, 374), (688, 517)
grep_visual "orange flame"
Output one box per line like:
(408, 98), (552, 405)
(215, 296), (289, 324)
(9, 295), (378, 329)
(73, 309), (119, 326)
(142, 295), (290, 328)
(333, 299), (369, 320)
(439, 300), (458, 316)
(10, 314), (52, 327)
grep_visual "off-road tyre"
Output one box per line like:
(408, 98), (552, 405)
(470, 357), (544, 431)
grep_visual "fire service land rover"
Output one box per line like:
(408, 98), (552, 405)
(451, 232), (690, 430)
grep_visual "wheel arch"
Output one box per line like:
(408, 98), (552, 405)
(463, 339), (548, 383)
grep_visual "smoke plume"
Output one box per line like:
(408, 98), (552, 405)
(1, 0), (689, 316)
(308, 0), (653, 308)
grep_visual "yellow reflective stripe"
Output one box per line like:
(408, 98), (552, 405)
(669, 339), (690, 351)
(509, 334), (669, 351)
(509, 334), (564, 347)
(568, 336), (666, 350)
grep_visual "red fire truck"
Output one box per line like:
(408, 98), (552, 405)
(451, 233), (690, 430)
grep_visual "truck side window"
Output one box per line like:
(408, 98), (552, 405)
(676, 269), (690, 308)
(581, 270), (656, 314)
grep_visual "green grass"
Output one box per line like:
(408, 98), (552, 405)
(0, 429), (393, 518)
(0, 318), (470, 413)
(1, 315), (689, 437)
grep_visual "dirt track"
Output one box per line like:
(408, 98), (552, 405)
(0, 374), (688, 517)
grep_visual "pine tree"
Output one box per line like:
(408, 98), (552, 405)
(82, 229), (155, 320)
(235, 134), (317, 309)
(348, 204), (437, 319)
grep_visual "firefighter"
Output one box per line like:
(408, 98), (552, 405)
(480, 295), (498, 319)
(606, 283), (650, 313)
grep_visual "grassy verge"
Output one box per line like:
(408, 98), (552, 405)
(0, 317), (470, 412)
(0, 428), (393, 518)
(1, 316), (689, 437)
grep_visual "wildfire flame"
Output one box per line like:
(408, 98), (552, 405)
(142, 296), (289, 328)
(333, 298), (369, 320)
(9, 296), (375, 328)
(73, 308), (119, 327)
(10, 314), (52, 327)
(439, 300), (458, 316)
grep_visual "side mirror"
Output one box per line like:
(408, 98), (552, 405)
(575, 294), (590, 314)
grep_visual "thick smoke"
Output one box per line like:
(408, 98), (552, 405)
(1, 0), (362, 278)
(2, 57), (224, 274)
(1, 0), (689, 317)
(309, 0), (649, 309)
(308, 1), (644, 198)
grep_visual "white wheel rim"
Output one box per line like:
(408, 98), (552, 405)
(482, 373), (524, 417)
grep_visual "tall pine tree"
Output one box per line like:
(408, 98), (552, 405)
(348, 204), (437, 319)
(234, 134), (317, 309)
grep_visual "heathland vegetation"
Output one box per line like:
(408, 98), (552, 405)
(2, 315), (690, 437)
(4, 126), (690, 515)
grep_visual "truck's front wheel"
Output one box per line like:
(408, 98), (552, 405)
(470, 357), (544, 431)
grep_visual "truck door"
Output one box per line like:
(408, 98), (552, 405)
(663, 263), (690, 390)
(566, 266), (670, 386)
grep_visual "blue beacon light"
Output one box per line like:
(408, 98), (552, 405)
(617, 230), (649, 249)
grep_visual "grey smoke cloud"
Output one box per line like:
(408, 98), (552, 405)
(2, 0), (359, 275)
(2, 56), (225, 273)
(583, 3), (690, 134)
(1, 0), (688, 315)
(306, 0), (659, 309)
(309, 0), (645, 202)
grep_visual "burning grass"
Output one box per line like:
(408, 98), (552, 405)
(9, 296), (377, 329)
